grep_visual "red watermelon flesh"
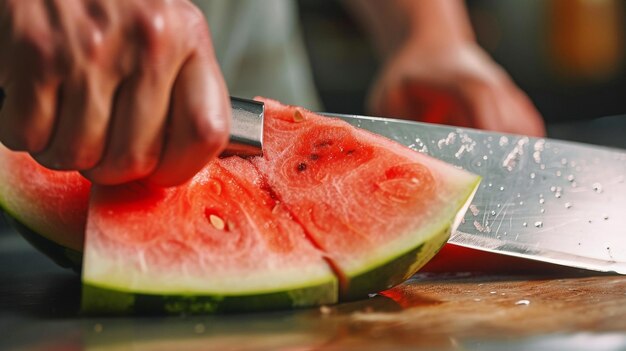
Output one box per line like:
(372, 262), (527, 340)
(81, 98), (480, 313)
(84, 157), (336, 297)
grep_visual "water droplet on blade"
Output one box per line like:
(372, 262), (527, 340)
(469, 204), (480, 216)
(592, 183), (603, 193)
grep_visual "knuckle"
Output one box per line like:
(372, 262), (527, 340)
(168, 0), (210, 47)
(80, 26), (105, 61)
(134, 5), (176, 57)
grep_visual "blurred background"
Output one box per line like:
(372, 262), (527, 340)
(298, 0), (626, 148)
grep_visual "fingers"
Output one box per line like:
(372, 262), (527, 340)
(145, 52), (230, 187)
(0, 0), (229, 186)
(368, 75), (413, 119)
(459, 77), (546, 137)
(82, 68), (173, 185)
(33, 73), (114, 170)
(0, 81), (58, 152)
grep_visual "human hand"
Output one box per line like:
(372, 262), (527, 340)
(368, 41), (545, 137)
(0, 0), (230, 186)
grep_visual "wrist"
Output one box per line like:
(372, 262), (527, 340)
(396, 0), (476, 53)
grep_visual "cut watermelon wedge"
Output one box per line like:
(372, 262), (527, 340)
(80, 98), (480, 313)
(82, 158), (338, 313)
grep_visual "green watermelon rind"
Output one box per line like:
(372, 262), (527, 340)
(340, 176), (481, 301)
(81, 278), (338, 315)
(1, 210), (82, 272)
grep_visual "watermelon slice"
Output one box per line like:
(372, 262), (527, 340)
(0, 145), (89, 269)
(254, 99), (479, 300)
(80, 98), (479, 313)
(82, 158), (338, 313)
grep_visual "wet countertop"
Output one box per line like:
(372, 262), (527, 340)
(2, 222), (626, 351)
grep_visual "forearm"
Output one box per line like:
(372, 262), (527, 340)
(345, 0), (475, 57)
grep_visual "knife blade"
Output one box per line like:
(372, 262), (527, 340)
(226, 98), (626, 273)
(326, 112), (626, 274)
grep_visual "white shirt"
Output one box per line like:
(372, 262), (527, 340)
(192, 0), (322, 110)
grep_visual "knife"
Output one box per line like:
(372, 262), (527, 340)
(229, 98), (626, 274)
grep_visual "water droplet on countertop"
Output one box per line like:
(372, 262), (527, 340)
(540, 208), (545, 213)
(522, 222), (528, 227)
(483, 155), (488, 160)
(194, 323), (206, 334)
(530, 173), (536, 179)
(565, 202), (572, 209)
(539, 198), (545, 204)
(603, 214), (609, 220)
(550, 186), (556, 192)
(556, 170), (562, 177)
(515, 299), (531, 306)
(499, 186), (504, 191)
(561, 158), (568, 165)
(519, 201), (524, 205)
(567, 174), (575, 182)
(534, 221), (543, 228)
(319, 305), (332, 315)
(490, 210), (496, 216)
